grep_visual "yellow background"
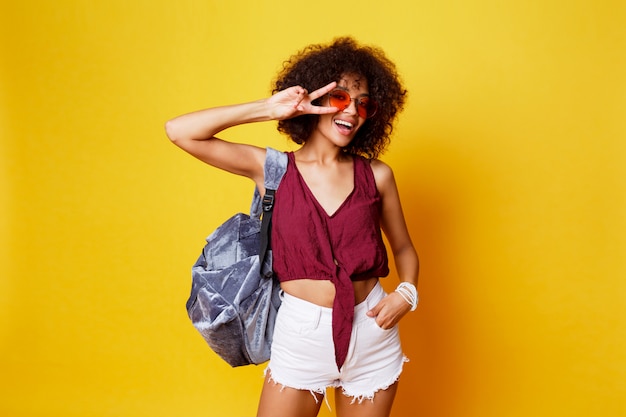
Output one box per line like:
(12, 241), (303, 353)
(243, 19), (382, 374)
(1, 1), (625, 416)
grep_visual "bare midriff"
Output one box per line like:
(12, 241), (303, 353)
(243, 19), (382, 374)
(280, 277), (379, 308)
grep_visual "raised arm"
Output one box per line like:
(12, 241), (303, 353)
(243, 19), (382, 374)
(164, 82), (339, 185)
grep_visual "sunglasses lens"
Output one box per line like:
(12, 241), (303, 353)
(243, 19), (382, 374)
(357, 97), (377, 119)
(329, 89), (378, 118)
(328, 90), (350, 110)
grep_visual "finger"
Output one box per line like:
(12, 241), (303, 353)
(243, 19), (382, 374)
(367, 300), (385, 317)
(292, 89), (308, 109)
(305, 104), (339, 115)
(376, 316), (391, 329)
(308, 81), (338, 101)
(289, 85), (307, 95)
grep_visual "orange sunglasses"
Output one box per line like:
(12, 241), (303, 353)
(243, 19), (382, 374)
(328, 89), (378, 119)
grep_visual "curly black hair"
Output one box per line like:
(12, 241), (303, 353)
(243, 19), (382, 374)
(273, 37), (407, 159)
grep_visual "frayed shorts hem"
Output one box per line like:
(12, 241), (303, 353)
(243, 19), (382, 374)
(263, 367), (330, 402)
(339, 355), (409, 403)
(264, 355), (409, 405)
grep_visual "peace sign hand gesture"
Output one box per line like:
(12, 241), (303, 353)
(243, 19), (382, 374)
(266, 81), (338, 121)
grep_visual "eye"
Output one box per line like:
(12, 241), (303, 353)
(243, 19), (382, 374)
(357, 97), (378, 118)
(330, 91), (350, 103)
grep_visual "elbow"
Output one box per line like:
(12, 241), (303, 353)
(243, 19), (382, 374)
(164, 119), (181, 144)
(165, 116), (196, 145)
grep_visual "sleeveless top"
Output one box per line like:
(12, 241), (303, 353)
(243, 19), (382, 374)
(271, 151), (389, 369)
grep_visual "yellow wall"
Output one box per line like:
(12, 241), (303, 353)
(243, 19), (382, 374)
(1, 1), (624, 416)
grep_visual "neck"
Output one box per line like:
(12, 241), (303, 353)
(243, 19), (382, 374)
(297, 137), (348, 164)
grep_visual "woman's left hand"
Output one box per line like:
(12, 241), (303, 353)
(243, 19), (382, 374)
(366, 292), (412, 329)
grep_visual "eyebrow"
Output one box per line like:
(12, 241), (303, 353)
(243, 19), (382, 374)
(335, 85), (371, 97)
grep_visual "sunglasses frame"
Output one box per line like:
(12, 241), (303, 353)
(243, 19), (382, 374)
(327, 88), (378, 119)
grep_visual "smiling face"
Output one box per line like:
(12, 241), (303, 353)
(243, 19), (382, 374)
(315, 73), (370, 149)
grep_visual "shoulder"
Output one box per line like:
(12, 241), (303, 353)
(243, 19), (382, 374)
(365, 158), (399, 198)
(369, 158), (395, 187)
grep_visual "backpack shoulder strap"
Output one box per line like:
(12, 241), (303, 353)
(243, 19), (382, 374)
(250, 147), (288, 218)
(252, 147), (287, 273)
(263, 147), (288, 191)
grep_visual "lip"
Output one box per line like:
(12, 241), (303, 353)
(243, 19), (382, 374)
(333, 117), (358, 135)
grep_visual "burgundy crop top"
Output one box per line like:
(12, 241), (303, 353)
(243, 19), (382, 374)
(271, 152), (389, 369)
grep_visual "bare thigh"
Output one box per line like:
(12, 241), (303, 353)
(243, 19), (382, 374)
(256, 371), (324, 417)
(335, 381), (398, 417)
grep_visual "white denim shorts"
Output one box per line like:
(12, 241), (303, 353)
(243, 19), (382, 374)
(266, 282), (408, 402)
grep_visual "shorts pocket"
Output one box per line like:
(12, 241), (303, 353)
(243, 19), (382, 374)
(368, 317), (399, 340)
(275, 304), (321, 335)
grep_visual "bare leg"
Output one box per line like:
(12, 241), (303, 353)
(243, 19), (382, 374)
(256, 371), (324, 417)
(334, 382), (398, 417)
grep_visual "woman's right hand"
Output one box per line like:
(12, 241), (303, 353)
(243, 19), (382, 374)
(266, 81), (339, 120)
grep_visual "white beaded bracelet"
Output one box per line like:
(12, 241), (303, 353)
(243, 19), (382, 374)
(395, 282), (418, 311)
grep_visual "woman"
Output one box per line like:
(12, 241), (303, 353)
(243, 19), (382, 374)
(166, 37), (419, 417)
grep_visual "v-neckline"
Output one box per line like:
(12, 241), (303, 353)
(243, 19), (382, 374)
(291, 153), (356, 218)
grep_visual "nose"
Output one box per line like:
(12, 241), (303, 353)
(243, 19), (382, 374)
(342, 98), (358, 116)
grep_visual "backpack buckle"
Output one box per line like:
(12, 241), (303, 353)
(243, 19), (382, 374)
(262, 194), (274, 211)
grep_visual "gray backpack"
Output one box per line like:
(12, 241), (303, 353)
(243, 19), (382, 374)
(186, 148), (287, 366)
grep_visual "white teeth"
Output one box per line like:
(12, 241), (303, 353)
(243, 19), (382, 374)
(335, 120), (353, 129)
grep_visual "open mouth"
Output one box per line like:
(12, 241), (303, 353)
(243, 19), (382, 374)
(334, 119), (354, 134)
